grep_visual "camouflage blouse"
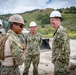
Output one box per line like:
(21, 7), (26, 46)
(7, 29), (25, 65)
(52, 26), (70, 64)
(25, 32), (42, 55)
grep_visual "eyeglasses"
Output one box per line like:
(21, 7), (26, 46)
(14, 22), (24, 28)
(17, 24), (24, 28)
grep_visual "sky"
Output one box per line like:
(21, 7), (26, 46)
(0, 0), (76, 15)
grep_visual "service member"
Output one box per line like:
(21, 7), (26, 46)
(23, 21), (42, 75)
(0, 14), (26, 75)
(50, 11), (70, 75)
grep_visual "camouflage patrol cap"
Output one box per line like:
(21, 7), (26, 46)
(8, 14), (24, 25)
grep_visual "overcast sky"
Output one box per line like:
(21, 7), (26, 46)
(0, 0), (76, 15)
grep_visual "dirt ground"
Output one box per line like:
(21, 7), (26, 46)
(19, 51), (76, 75)
(68, 69), (76, 75)
(19, 39), (76, 75)
(19, 51), (54, 75)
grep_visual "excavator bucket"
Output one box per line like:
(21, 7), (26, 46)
(40, 38), (51, 50)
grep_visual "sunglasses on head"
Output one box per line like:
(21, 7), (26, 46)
(14, 23), (24, 28)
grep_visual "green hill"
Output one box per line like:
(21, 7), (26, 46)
(0, 6), (76, 39)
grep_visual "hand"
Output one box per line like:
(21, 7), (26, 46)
(22, 44), (26, 56)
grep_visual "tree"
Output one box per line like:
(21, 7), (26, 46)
(36, 14), (43, 20)
(41, 14), (50, 24)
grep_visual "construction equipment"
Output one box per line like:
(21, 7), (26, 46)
(40, 38), (51, 50)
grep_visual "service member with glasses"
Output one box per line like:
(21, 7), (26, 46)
(0, 14), (26, 75)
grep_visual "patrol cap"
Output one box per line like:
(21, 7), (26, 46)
(8, 14), (24, 25)
(50, 10), (62, 18)
(0, 19), (3, 26)
(30, 21), (37, 27)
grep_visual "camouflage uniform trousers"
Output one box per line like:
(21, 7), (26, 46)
(0, 66), (20, 75)
(54, 60), (69, 75)
(23, 54), (40, 75)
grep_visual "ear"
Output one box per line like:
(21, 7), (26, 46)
(12, 24), (16, 29)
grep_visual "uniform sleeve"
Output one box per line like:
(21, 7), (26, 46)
(24, 33), (28, 46)
(8, 37), (25, 65)
(39, 33), (42, 45)
(18, 34), (25, 44)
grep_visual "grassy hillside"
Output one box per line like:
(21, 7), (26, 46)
(21, 8), (76, 39)
(21, 8), (54, 27)
(0, 7), (76, 39)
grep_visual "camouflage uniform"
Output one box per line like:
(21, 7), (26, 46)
(52, 26), (70, 75)
(18, 34), (25, 44)
(0, 29), (25, 75)
(23, 32), (42, 75)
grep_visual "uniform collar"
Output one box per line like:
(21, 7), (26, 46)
(7, 29), (18, 36)
(53, 26), (60, 36)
